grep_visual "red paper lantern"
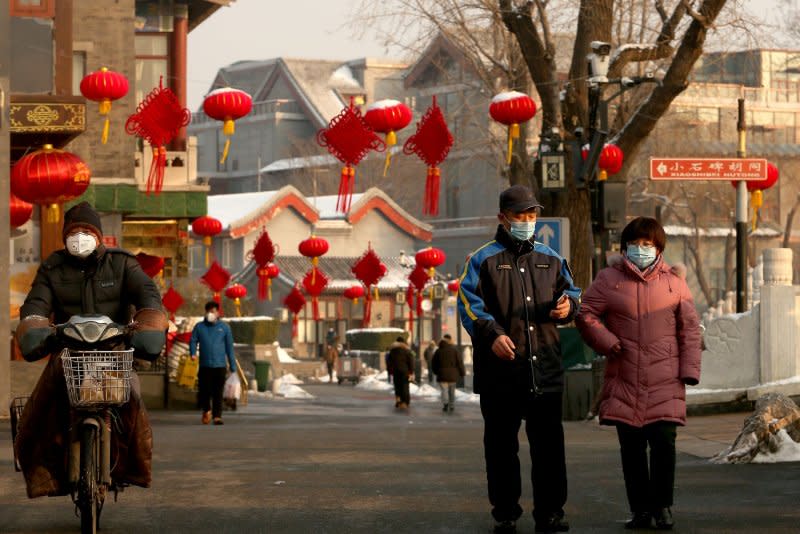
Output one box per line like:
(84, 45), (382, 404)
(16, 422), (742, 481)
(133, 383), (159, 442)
(317, 97), (386, 212)
(343, 284), (365, 304)
(364, 99), (412, 176)
(200, 261), (231, 311)
(192, 215), (223, 266)
(298, 235), (329, 284)
(11, 144), (91, 222)
(283, 285), (307, 339)
(489, 91), (537, 166)
(447, 280), (460, 294)
(135, 252), (165, 280)
(202, 87), (253, 164)
(403, 96), (454, 216)
(225, 283), (248, 317)
(257, 263), (280, 301)
(125, 77), (191, 195)
(10, 193), (33, 229)
(581, 143), (624, 180)
(415, 247), (446, 278)
(161, 285), (185, 320)
(351, 245), (387, 327)
(302, 267), (329, 321)
(731, 162), (779, 231)
(80, 67), (129, 144)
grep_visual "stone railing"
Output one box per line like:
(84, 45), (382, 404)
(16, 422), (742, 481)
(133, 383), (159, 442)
(133, 136), (199, 191)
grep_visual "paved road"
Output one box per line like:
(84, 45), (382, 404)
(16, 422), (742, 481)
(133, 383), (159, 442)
(2, 383), (800, 533)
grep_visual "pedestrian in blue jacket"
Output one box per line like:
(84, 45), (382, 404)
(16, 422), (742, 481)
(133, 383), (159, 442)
(190, 301), (237, 425)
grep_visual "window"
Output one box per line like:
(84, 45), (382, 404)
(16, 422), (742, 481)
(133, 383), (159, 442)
(11, 0), (54, 18)
(72, 51), (86, 96)
(135, 34), (169, 105)
(221, 239), (233, 269)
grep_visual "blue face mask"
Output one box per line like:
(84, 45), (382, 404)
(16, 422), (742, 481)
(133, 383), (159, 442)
(626, 244), (658, 270)
(505, 217), (536, 241)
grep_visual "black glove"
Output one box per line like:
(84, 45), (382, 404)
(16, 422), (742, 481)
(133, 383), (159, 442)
(682, 377), (699, 386)
(20, 327), (53, 361)
(131, 330), (166, 361)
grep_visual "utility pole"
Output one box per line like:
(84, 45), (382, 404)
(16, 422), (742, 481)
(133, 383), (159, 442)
(736, 98), (748, 312)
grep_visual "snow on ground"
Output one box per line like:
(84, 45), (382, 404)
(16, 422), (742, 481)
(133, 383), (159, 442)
(355, 374), (394, 392)
(276, 344), (300, 363)
(355, 372), (479, 403)
(751, 429), (800, 463)
(279, 373), (303, 385)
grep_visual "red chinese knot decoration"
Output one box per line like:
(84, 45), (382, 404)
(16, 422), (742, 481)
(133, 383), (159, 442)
(161, 286), (185, 320)
(80, 67), (129, 144)
(202, 87), (253, 164)
(351, 245), (386, 326)
(10, 193), (33, 229)
(489, 91), (537, 165)
(364, 99), (412, 176)
(125, 77), (191, 195)
(415, 247), (446, 278)
(302, 268), (329, 321)
(225, 283), (248, 317)
(200, 261), (231, 311)
(403, 96), (454, 216)
(283, 285), (307, 339)
(407, 265), (431, 332)
(192, 215), (223, 267)
(317, 97), (385, 212)
(11, 144), (91, 222)
(248, 228), (280, 300)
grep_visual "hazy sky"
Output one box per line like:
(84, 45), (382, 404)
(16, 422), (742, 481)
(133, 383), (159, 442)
(187, 0), (393, 110)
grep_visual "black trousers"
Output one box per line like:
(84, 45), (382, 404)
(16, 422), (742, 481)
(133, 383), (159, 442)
(198, 366), (227, 418)
(393, 372), (410, 405)
(480, 390), (567, 523)
(615, 421), (678, 512)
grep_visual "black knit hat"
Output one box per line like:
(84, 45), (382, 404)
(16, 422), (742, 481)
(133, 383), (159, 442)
(63, 201), (103, 241)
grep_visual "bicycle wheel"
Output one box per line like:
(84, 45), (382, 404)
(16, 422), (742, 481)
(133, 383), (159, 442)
(78, 424), (99, 534)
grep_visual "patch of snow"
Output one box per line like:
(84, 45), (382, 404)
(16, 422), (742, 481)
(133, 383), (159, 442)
(279, 373), (303, 385)
(260, 153), (337, 173)
(410, 383), (440, 398)
(455, 389), (481, 404)
(355, 374), (393, 392)
(276, 381), (314, 399)
(346, 327), (406, 335)
(751, 429), (800, 463)
(366, 99), (403, 111)
(663, 225), (781, 238)
(329, 65), (361, 89)
(205, 87), (252, 99)
(313, 372), (337, 383)
(491, 90), (529, 103)
(276, 345), (300, 363)
(207, 191), (279, 230)
(223, 316), (274, 322)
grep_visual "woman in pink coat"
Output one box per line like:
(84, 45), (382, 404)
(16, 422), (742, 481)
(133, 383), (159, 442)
(575, 217), (701, 531)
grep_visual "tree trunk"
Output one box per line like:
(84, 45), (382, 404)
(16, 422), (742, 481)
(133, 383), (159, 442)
(782, 191), (800, 248)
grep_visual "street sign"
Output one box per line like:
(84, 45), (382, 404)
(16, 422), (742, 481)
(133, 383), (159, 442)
(536, 217), (570, 262)
(650, 157), (768, 180)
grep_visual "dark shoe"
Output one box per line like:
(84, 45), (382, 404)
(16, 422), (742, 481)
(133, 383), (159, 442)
(535, 516), (569, 533)
(493, 519), (516, 533)
(625, 511), (652, 530)
(652, 508), (673, 530)
(443, 403), (449, 412)
(213, 417), (224, 425)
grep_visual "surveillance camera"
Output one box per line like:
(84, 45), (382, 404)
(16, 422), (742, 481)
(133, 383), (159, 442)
(590, 41), (612, 56)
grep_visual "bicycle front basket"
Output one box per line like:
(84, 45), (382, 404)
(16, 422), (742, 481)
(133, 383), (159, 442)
(61, 349), (134, 408)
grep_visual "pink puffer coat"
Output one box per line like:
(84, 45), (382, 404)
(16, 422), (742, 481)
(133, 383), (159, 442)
(575, 254), (702, 427)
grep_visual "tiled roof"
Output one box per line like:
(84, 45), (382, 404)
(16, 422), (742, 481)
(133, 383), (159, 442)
(205, 59), (278, 108)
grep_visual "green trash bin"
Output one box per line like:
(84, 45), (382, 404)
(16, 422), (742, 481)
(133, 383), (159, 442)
(254, 360), (271, 392)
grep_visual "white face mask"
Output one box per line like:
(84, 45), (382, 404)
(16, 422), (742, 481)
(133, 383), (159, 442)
(65, 232), (98, 258)
(205, 312), (218, 323)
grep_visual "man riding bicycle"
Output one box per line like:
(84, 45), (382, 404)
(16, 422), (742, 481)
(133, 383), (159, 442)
(14, 202), (168, 498)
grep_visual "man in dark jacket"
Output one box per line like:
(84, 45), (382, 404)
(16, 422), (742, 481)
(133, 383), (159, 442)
(458, 185), (581, 533)
(386, 336), (414, 409)
(431, 333), (465, 412)
(423, 340), (437, 383)
(190, 301), (237, 425)
(14, 201), (167, 499)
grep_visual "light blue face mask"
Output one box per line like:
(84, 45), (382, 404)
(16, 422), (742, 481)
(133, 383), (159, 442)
(507, 219), (536, 241)
(626, 244), (658, 270)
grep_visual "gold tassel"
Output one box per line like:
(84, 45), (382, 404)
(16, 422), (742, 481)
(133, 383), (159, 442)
(751, 190), (763, 231)
(235, 298), (242, 317)
(220, 119), (235, 164)
(46, 203), (60, 224)
(99, 99), (112, 144)
(383, 130), (397, 177)
(203, 236), (212, 267)
(507, 123), (519, 165)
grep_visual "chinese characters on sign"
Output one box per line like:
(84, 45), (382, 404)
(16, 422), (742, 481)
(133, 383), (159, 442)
(650, 158), (768, 181)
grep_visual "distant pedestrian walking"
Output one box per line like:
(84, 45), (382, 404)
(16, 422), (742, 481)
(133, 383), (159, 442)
(423, 341), (436, 383)
(190, 301), (237, 425)
(386, 337), (414, 409)
(431, 334), (465, 412)
(324, 343), (339, 383)
(575, 217), (702, 531)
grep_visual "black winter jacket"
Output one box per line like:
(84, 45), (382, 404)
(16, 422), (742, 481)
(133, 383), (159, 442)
(386, 341), (414, 376)
(431, 340), (465, 383)
(20, 245), (163, 324)
(458, 225), (581, 394)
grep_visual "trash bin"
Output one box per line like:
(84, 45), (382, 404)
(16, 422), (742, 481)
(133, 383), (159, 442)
(254, 360), (270, 392)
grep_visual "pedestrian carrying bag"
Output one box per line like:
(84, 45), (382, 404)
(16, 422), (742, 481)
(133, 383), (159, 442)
(223, 372), (241, 401)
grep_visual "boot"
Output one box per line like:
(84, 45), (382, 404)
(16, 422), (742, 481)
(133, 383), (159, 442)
(652, 508), (674, 530)
(624, 511), (651, 529)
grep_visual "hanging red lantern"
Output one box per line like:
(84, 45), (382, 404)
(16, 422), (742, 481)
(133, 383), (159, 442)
(161, 285), (185, 321)
(302, 267), (329, 321)
(298, 235), (329, 284)
(225, 283), (248, 317)
(10, 193), (33, 229)
(731, 162), (779, 231)
(200, 261), (231, 312)
(581, 143), (624, 181)
(408, 264), (431, 331)
(403, 96), (454, 216)
(351, 244), (387, 327)
(447, 279), (460, 294)
(489, 91), (537, 166)
(283, 285), (307, 339)
(343, 285), (365, 305)
(317, 96), (386, 212)
(202, 87), (253, 164)
(415, 247), (446, 278)
(11, 144), (91, 223)
(364, 99), (412, 176)
(192, 215), (223, 267)
(80, 67), (129, 144)
(125, 77), (191, 195)
(257, 263), (280, 301)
